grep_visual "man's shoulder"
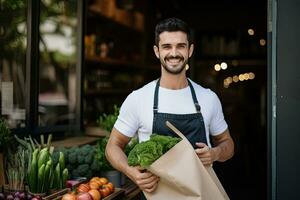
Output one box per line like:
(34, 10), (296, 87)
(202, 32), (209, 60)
(125, 80), (156, 102)
(189, 79), (218, 100)
(132, 80), (156, 95)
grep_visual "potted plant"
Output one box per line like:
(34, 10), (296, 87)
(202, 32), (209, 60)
(95, 105), (122, 186)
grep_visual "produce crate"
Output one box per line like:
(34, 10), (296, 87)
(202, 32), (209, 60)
(42, 188), (70, 200)
(102, 188), (124, 200)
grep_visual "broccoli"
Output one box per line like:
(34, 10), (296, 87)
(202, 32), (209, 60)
(77, 154), (85, 164)
(77, 164), (89, 176)
(90, 159), (100, 172)
(68, 151), (77, 164)
(80, 144), (93, 156)
(84, 153), (94, 164)
(127, 134), (181, 168)
(52, 150), (60, 166)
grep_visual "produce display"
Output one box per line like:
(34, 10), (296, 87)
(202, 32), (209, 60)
(53, 145), (100, 179)
(28, 147), (69, 194)
(61, 177), (115, 200)
(0, 191), (36, 200)
(127, 134), (181, 168)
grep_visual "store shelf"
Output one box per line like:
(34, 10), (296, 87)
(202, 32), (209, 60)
(88, 6), (143, 34)
(52, 136), (99, 148)
(85, 56), (143, 69)
(85, 89), (132, 96)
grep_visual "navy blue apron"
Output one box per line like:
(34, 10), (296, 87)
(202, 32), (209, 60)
(152, 78), (207, 147)
(141, 78), (207, 200)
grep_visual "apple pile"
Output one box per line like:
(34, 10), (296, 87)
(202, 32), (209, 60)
(61, 177), (114, 200)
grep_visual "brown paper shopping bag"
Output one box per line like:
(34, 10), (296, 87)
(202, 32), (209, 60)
(144, 121), (229, 200)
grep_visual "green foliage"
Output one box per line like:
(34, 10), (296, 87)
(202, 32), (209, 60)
(127, 134), (181, 168)
(124, 137), (138, 156)
(56, 145), (99, 178)
(95, 137), (114, 171)
(0, 118), (13, 150)
(97, 105), (120, 132)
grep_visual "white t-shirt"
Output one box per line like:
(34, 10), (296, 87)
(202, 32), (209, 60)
(114, 79), (228, 147)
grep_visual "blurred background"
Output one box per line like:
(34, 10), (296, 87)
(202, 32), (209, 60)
(0, 0), (267, 199)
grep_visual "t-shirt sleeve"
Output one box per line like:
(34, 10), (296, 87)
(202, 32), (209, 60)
(209, 92), (228, 136)
(114, 91), (139, 138)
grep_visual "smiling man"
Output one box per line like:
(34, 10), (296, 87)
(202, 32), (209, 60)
(106, 18), (234, 199)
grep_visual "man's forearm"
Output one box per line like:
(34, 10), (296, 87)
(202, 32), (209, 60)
(212, 139), (234, 162)
(105, 141), (131, 176)
(212, 129), (234, 162)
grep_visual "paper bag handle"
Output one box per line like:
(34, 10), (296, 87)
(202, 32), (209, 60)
(165, 121), (187, 140)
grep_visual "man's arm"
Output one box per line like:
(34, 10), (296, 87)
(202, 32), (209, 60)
(105, 128), (159, 193)
(195, 129), (234, 165)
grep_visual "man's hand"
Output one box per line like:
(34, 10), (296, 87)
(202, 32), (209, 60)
(127, 166), (160, 193)
(195, 142), (219, 166)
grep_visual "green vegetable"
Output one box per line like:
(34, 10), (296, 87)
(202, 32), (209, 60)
(124, 137), (138, 156)
(97, 105), (119, 132)
(54, 163), (61, 189)
(95, 137), (114, 171)
(37, 164), (45, 192)
(38, 147), (49, 169)
(62, 168), (69, 188)
(44, 158), (52, 192)
(59, 152), (65, 171)
(127, 134), (181, 168)
(68, 151), (77, 164)
(29, 148), (39, 193)
(0, 118), (12, 150)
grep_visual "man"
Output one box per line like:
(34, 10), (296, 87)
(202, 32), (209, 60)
(106, 17), (234, 196)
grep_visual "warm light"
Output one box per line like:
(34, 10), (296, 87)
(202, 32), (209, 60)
(244, 73), (249, 80)
(226, 77), (233, 84)
(214, 64), (221, 71)
(248, 28), (255, 36)
(239, 74), (245, 81)
(220, 62), (228, 70)
(260, 39), (266, 46)
(233, 75), (239, 82)
(249, 72), (255, 79)
(223, 79), (230, 88)
(224, 83), (229, 88)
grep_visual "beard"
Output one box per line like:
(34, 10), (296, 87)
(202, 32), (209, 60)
(160, 55), (188, 75)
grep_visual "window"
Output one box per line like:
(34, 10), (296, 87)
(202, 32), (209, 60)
(0, 0), (83, 133)
(0, 0), (28, 128)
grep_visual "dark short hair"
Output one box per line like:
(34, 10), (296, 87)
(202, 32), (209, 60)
(155, 17), (192, 46)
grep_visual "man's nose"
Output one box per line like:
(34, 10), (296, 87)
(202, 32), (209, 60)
(170, 47), (178, 56)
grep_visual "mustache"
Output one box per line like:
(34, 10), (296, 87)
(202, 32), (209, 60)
(165, 55), (184, 60)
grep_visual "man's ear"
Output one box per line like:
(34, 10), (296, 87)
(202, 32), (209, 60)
(188, 44), (194, 58)
(153, 45), (160, 59)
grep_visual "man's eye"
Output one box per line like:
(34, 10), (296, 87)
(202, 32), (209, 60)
(178, 45), (186, 49)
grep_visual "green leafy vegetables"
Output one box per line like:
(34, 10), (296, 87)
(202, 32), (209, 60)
(127, 134), (181, 168)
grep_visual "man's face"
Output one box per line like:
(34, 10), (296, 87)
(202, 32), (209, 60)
(154, 31), (194, 75)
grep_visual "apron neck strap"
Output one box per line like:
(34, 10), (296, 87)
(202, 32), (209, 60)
(153, 78), (201, 113)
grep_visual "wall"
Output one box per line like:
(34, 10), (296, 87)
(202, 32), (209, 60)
(275, 0), (300, 199)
